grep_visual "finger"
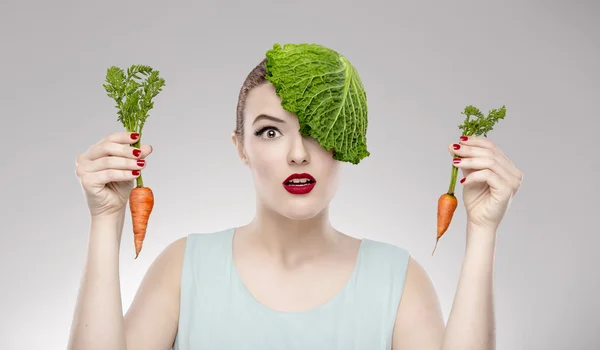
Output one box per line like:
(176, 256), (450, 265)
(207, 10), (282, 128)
(458, 135), (496, 149)
(80, 168), (141, 190)
(85, 141), (152, 162)
(95, 131), (141, 147)
(449, 142), (494, 159)
(452, 156), (515, 184)
(460, 169), (512, 198)
(86, 155), (147, 173)
(86, 131), (148, 158)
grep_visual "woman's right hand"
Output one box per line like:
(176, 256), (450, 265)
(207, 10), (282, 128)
(75, 131), (153, 219)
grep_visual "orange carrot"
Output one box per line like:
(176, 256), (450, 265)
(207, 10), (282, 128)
(130, 186), (154, 259)
(432, 192), (458, 255)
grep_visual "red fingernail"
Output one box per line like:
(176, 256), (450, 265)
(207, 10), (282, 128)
(453, 143), (461, 150)
(132, 170), (140, 176)
(453, 158), (461, 164)
(131, 133), (139, 140)
(133, 149), (141, 157)
(137, 159), (145, 166)
(460, 177), (465, 183)
(460, 136), (468, 142)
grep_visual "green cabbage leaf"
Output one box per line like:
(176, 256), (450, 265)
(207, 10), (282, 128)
(265, 43), (370, 164)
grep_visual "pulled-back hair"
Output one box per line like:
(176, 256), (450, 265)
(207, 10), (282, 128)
(234, 58), (268, 143)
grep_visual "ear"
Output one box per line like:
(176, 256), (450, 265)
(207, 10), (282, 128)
(231, 132), (248, 166)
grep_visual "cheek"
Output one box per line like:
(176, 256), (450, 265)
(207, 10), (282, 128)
(324, 160), (341, 188)
(313, 151), (341, 190)
(247, 141), (287, 183)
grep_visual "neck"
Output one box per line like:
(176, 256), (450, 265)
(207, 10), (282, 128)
(242, 199), (339, 259)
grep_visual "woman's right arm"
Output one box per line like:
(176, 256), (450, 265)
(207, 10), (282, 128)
(68, 131), (186, 350)
(67, 214), (186, 350)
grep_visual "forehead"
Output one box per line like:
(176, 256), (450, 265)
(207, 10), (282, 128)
(244, 83), (295, 123)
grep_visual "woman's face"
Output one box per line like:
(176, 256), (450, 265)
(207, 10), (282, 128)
(232, 82), (341, 220)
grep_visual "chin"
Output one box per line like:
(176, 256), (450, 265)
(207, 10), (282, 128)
(277, 203), (325, 221)
(261, 191), (329, 221)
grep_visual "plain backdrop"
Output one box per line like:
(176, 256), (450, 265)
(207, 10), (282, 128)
(1, 0), (598, 349)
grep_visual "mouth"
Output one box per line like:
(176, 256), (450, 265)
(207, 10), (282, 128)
(282, 173), (316, 194)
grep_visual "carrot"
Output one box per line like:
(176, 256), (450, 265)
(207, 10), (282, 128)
(432, 105), (506, 255)
(432, 192), (458, 255)
(103, 64), (166, 258)
(130, 187), (154, 258)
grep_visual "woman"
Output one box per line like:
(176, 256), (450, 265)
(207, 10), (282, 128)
(68, 56), (523, 350)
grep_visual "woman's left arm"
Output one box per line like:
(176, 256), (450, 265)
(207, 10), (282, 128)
(392, 136), (523, 350)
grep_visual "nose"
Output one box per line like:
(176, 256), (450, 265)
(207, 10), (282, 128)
(287, 135), (310, 165)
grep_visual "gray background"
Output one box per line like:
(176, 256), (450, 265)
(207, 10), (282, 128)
(1, 0), (598, 349)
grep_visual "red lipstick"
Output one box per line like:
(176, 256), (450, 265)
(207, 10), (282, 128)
(282, 173), (316, 195)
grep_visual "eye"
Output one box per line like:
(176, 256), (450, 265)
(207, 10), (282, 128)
(254, 126), (282, 140)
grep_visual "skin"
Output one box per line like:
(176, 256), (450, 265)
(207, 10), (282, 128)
(68, 81), (522, 350)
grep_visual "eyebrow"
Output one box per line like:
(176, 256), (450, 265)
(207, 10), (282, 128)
(252, 114), (285, 125)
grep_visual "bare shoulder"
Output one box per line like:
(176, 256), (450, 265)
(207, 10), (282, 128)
(123, 236), (188, 350)
(152, 235), (188, 268)
(392, 256), (445, 350)
(136, 236), (188, 279)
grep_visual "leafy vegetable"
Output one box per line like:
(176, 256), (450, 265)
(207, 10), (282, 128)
(265, 43), (370, 164)
(103, 64), (166, 188)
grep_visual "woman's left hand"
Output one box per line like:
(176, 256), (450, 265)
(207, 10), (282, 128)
(449, 136), (523, 232)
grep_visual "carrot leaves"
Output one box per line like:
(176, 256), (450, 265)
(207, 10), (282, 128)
(103, 65), (166, 133)
(458, 105), (506, 137)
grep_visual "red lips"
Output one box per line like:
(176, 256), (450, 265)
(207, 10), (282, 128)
(282, 173), (316, 195)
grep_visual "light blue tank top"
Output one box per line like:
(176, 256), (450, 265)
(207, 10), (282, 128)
(174, 227), (411, 350)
